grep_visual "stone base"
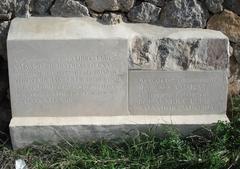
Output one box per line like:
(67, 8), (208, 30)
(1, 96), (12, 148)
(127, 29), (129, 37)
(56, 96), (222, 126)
(10, 114), (228, 149)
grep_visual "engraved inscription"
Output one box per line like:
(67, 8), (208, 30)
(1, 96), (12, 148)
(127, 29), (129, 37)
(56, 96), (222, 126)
(12, 55), (119, 104)
(129, 71), (227, 115)
(8, 40), (128, 116)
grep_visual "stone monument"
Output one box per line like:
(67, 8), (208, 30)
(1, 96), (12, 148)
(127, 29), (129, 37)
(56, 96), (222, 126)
(8, 17), (229, 149)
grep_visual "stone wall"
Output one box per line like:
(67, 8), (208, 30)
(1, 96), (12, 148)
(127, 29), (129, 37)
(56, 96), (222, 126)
(0, 0), (240, 134)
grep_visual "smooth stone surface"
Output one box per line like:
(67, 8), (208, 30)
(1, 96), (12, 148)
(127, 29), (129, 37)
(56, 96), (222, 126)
(8, 18), (129, 116)
(7, 17), (132, 40)
(8, 17), (228, 42)
(129, 71), (228, 115)
(10, 114), (229, 149)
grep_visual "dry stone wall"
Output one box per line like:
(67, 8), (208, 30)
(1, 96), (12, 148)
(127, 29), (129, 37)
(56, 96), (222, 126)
(0, 0), (240, 134)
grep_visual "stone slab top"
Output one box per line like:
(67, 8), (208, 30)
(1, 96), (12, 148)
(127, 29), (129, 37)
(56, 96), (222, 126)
(10, 114), (228, 126)
(8, 17), (229, 41)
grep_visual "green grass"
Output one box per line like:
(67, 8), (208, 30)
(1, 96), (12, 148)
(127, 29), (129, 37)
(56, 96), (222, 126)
(228, 95), (240, 120)
(0, 96), (240, 169)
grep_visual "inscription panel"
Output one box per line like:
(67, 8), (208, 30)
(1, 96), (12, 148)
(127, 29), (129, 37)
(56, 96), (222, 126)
(129, 71), (228, 115)
(8, 40), (128, 116)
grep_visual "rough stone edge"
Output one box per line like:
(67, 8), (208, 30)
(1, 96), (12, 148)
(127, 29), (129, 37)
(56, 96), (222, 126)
(7, 17), (230, 71)
(10, 115), (229, 149)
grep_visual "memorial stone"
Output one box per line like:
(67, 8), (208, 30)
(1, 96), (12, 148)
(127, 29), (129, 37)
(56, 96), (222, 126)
(8, 17), (229, 149)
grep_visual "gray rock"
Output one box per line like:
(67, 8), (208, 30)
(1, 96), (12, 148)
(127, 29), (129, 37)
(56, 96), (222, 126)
(30, 0), (55, 15)
(130, 37), (229, 70)
(0, 0), (12, 14)
(229, 44), (233, 57)
(127, 2), (161, 23)
(224, 0), (240, 16)
(15, 0), (31, 17)
(85, 0), (135, 12)
(145, 0), (165, 7)
(0, 0), (14, 20)
(0, 14), (12, 20)
(100, 13), (123, 25)
(159, 0), (209, 28)
(0, 21), (9, 60)
(205, 0), (224, 13)
(51, 0), (89, 17)
(233, 44), (240, 64)
(89, 10), (102, 18)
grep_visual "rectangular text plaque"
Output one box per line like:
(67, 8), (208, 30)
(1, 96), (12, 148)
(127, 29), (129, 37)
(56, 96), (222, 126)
(129, 71), (228, 115)
(8, 39), (128, 116)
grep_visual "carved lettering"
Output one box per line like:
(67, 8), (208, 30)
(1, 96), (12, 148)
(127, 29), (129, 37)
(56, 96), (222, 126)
(129, 71), (227, 115)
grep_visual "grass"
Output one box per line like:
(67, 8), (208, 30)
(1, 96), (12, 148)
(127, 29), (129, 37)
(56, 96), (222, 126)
(0, 96), (240, 169)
